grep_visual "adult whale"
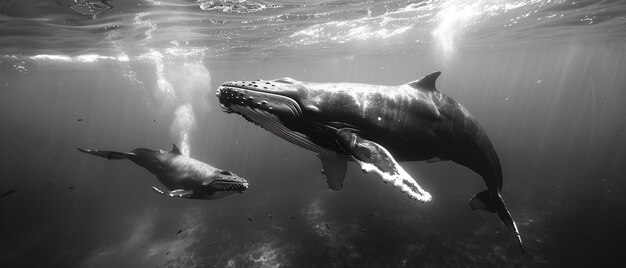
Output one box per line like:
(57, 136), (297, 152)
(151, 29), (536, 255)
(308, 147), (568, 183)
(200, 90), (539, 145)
(216, 71), (523, 252)
(77, 144), (248, 200)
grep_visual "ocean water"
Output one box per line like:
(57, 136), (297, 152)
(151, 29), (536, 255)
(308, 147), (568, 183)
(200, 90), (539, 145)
(1, 0), (625, 267)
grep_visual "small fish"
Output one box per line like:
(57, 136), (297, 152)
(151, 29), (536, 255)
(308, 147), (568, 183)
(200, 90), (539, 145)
(325, 223), (330, 230)
(1, 189), (16, 199)
(176, 229), (182, 235)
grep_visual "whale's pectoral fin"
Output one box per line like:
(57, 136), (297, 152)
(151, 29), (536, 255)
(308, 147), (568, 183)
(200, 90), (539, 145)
(335, 129), (432, 202)
(317, 154), (347, 190)
(151, 186), (167, 195)
(151, 186), (193, 198)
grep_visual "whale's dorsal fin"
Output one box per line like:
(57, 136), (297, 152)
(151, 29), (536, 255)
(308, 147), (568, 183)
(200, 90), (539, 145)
(406, 71), (441, 91)
(171, 144), (182, 155)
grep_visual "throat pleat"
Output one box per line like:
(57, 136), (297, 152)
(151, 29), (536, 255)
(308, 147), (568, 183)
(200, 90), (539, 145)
(230, 105), (337, 156)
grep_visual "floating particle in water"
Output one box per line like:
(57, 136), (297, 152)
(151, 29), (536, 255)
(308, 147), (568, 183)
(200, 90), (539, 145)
(68, 186), (75, 190)
(247, 217), (253, 221)
(176, 229), (182, 235)
(13, 62), (27, 73)
(77, 118), (82, 122)
(1, 189), (16, 199)
(268, 214), (273, 220)
(325, 223), (330, 230)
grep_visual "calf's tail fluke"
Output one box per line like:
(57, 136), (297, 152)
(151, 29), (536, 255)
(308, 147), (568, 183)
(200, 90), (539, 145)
(77, 148), (133, 160)
(470, 190), (525, 253)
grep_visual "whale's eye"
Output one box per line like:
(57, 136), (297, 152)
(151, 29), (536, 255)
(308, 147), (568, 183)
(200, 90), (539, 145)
(220, 170), (233, 175)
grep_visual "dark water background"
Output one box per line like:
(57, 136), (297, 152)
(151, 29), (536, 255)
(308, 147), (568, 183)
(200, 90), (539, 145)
(1, 0), (626, 267)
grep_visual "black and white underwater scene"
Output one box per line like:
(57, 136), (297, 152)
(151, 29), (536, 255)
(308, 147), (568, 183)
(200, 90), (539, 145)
(1, 0), (625, 267)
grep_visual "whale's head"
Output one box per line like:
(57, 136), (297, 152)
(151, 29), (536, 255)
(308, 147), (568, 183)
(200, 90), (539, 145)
(217, 78), (344, 155)
(217, 77), (308, 123)
(203, 170), (249, 199)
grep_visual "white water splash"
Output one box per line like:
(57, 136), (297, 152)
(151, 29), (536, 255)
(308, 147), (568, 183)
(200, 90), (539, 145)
(144, 49), (210, 157)
(29, 54), (129, 62)
(171, 104), (196, 157)
(169, 57), (211, 157)
(431, 1), (483, 61)
(149, 50), (178, 105)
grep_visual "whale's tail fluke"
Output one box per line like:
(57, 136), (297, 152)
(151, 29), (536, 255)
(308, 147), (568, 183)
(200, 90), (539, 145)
(470, 190), (525, 253)
(77, 148), (134, 160)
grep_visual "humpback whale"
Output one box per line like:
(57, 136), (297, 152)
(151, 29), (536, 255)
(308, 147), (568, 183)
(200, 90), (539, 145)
(77, 144), (248, 200)
(216, 72), (523, 252)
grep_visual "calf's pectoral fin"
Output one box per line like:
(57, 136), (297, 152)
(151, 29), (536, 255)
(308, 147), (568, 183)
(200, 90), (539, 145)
(151, 186), (193, 198)
(317, 154), (347, 190)
(335, 129), (432, 202)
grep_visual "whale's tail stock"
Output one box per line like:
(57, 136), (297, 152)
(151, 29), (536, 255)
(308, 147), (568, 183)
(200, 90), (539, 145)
(470, 189), (525, 253)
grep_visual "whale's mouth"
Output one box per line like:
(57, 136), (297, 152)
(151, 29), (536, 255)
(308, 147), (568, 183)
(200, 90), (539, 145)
(210, 178), (249, 193)
(210, 170), (249, 194)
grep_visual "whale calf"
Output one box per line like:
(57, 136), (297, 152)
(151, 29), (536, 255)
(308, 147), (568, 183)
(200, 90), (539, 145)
(77, 144), (248, 200)
(216, 72), (523, 251)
